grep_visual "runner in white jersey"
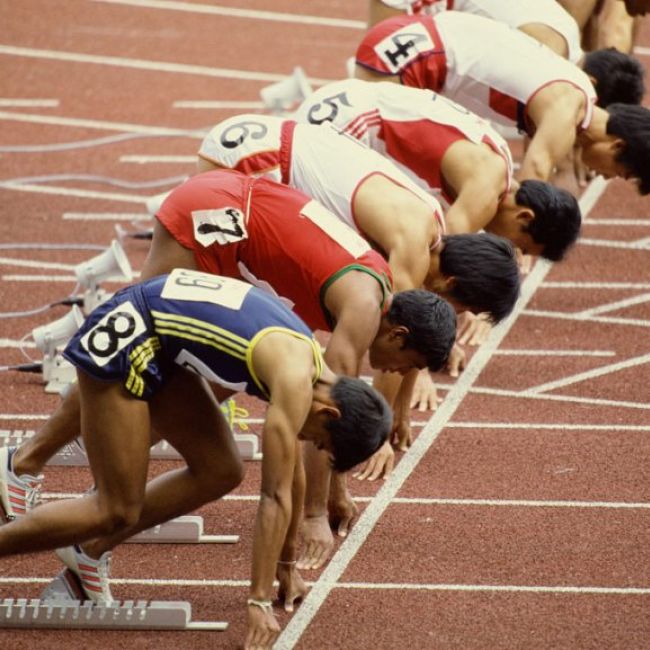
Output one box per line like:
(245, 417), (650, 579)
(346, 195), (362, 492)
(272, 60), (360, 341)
(198, 113), (447, 292)
(369, 0), (584, 63)
(355, 11), (600, 182)
(294, 79), (582, 264)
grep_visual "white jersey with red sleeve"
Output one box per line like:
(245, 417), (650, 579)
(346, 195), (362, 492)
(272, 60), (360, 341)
(293, 78), (513, 205)
(377, 0), (582, 64)
(199, 112), (445, 240)
(358, 12), (596, 134)
(434, 11), (594, 131)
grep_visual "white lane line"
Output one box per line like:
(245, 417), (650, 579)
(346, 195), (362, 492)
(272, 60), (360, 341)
(0, 257), (76, 271)
(92, 0), (366, 29)
(173, 100), (264, 109)
(582, 218), (650, 226)
(63, 212), (149, 221)
(446, 422), (650, 430)
(575, 293), (650, 317)
(0, 339), (36, 349)
(435, 381), (650, 410)
(1, 576), (647, 595)
(279, 265), (557, 643)
(526, 352), (650, 395)
(337, 583), (650, 595)
(40, 493), (650, 510)
(579, 238), (650, 250)
(2, 274), (78, 281)
(494, 349), (615, 357)
(524, 310), (650, 328)
(0, 108), (204, 136)
(0, 99), (59, 107)
(0, 182), (149, 203)
(278, 176), (610, 646)
(543, 282), (650, 289)
(634, 45), (650, 56)
(119, 155), (195, 164)
(0, 45), (333, 85)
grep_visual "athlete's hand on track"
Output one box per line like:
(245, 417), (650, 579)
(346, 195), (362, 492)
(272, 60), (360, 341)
(457, 312), (492, 346)
(297, 514), (334, 570)
(328, 484), (359, 537)
(277, 563), (307, 613)
(446, 343), (466, 378)
(410, 369), (443, 412)
(353, 439), (395, 481)
(245, 602), (280, 650)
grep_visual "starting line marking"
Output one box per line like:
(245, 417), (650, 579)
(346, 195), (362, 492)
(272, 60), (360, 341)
(0, 576), (646, 596)
(277, 176), (613, 646)
(92, 0), (366, 29)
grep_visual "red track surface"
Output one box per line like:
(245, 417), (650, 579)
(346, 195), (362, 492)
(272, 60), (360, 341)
(0, 2), (649, 649)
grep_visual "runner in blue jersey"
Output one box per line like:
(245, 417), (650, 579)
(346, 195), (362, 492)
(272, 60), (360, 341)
(0, 269), (392, 650)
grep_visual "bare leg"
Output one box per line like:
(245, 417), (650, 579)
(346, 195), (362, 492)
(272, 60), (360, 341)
(82, 369), (244, 558)
(0, 371), (150, 556)
(12, 384), (81, 477)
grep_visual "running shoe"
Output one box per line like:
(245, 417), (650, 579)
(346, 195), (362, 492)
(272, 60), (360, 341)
(0, 446), (43, 522)
(55, 544), (114, 604)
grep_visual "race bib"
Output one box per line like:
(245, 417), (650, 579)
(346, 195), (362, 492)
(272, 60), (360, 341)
(374, 23), (435, 73)
(192, 207), (248, 246)
(162, 269), (251, 311)
(80, 301), (146, 367)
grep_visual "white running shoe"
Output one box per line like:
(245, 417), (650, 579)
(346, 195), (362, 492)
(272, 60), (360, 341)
(55, 544), (114, 604)
(0, 446), (43, 522)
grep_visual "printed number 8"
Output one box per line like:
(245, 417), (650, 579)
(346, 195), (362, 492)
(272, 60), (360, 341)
(87, 311), (137, 357)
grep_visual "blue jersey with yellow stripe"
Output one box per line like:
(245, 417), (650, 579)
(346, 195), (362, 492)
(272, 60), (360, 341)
(64, 269), (323, 401)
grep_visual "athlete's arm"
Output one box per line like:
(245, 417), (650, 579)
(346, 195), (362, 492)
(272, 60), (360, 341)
(246, 335), (314, 647)
(518, 86), (586, 182)
(353, 176), (435, 291)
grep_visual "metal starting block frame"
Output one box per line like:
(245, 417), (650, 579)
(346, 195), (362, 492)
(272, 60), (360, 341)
(126, 515), (238, 544)
(0, 598), (227, 631)
(0, 428), (262, 464)
(0, 570), (228, 630)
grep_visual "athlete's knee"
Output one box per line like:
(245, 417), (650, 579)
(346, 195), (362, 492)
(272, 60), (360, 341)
(94, 497), (143, 535)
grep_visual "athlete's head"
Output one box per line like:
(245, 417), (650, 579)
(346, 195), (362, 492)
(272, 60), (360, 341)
(508, 180), (581, 261)
(326, 377), (392, 472)
(369, 289), (456, 373)
(430, 233), (520, 324)
(584, 48), (645, 107)
(582, 103), (650, 194)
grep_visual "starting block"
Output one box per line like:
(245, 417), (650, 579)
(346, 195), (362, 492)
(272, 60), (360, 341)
(0, 570), (227, 630)
(126, 515), (238, 544)
(0, 428), (262, 465)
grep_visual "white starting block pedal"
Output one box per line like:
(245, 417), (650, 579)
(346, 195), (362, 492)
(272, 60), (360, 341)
(126, 515), (238, 544)
(149, 434), (262, 462)
(0, 571), (227, 630)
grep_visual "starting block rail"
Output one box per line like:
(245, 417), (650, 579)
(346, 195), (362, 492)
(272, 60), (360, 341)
(126, 515), (238, 544)
(0, 598), (227, 630)
(1, 428), (262, 464)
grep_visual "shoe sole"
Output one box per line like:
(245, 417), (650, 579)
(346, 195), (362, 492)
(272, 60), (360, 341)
(42, 568), (88, 602)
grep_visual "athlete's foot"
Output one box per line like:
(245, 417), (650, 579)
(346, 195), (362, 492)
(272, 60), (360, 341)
(0, 446), (43, 522)
(55, 544), (114, 604)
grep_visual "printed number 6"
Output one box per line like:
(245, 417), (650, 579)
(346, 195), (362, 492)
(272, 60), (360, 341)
(220, 121), (268, 149)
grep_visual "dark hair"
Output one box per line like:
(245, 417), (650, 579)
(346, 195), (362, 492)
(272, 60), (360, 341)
(327, 377), (392, 472)
(606, 103), (650, 195)
(584, 48), (645, 107)
(440, 233), (520, 324)
(515, 180), (582, 261)
(388, 290), (456, 371)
